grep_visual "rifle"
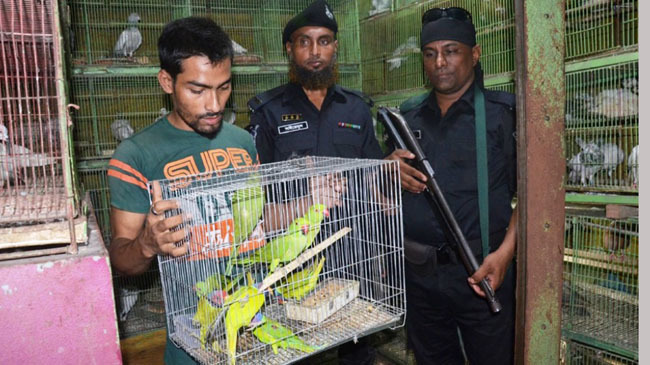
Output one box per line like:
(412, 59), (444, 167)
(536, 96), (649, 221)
(377, 106), (502, 313)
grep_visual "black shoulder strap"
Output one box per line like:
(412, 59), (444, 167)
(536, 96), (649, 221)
(247, 84), (287, 112)
(339, 86), (374, 107)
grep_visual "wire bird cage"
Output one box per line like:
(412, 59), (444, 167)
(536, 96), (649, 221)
(66, 0), (360, 67)
(562, 214), (638, 359)
(561, 339), (638, 365)
(0, 0), (79, 252)
(564, 59), (638, 193)
(153, 156), (405, 364)
(565, 0), (637, 60)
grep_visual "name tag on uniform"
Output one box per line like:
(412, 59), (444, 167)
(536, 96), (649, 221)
(278, 121), (308, 134)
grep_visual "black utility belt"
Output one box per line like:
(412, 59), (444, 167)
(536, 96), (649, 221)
(404, 229), (507, 267)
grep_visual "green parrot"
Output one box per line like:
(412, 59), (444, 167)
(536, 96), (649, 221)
(194, 273), (243, 298)
(252, 316), (317, 354)
(192, 297), (222, 347)
(235, 204), (329, 272)
(223, 272), (266, 365)
(278, 256), (325, 300)
(227, 176), (266, 275)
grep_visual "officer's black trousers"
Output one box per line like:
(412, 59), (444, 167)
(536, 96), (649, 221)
(405, 257), (516, 365)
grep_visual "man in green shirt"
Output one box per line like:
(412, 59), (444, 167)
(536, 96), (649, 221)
(108, 17), (258, 364)
(108, 17), (343, 364)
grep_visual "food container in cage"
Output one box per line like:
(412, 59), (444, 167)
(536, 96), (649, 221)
(285, 278), (360, 324)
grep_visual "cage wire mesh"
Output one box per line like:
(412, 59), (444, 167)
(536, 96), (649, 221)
(69, 67), (361, 161)
(360, 0), (515, 97)
(561, 339), (638, 365)
(564, 60), (638, 192)
(69, 73), (171, 160)
(562, 213), (638, 355)
(565, 0), (638, 60)
(67, 0), (360, 67)
(0, 0), (74, 225)
(152, 156), (405, 364)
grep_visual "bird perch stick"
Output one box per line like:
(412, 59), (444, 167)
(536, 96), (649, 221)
(258, 227), (351, 293)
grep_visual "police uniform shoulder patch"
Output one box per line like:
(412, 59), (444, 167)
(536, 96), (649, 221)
(339, 86), (374, 107)
(399, 92), (429, 113)
(484, 89), (516, 110)
(247, 84), (288, 112)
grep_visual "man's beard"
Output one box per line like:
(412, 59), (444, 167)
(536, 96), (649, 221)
(288, 55), (339, 90)
(178, 108), (223, 138)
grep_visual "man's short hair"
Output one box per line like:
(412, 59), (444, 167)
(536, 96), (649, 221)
(158, 17), (233, 79)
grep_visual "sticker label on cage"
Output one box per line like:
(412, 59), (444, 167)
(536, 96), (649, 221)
(179, 192), (266, 261)
(278, 121), (308, 134)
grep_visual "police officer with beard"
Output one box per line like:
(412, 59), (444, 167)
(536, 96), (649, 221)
(247, 1), (417, 364)
(247, 0), (384, 163)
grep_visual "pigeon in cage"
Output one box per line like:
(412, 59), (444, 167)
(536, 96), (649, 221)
(111, 115), (134, 142)
(118, 286), (139, 321)
(113, 12), (142, 58)
(386, 36), (419, 71)
(154, 107), (169, 123)
(231, 40), (248, 56)
(567, 137), (604, 186)
(628, 145), (638, 188)
(1, 123), (57, 187)
(369, 0), (391, 16)
(588, 78), (639, 119)
(567, 138), (624, 186)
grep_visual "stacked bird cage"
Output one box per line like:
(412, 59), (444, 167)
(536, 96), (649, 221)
(564, 59), (638, 193)
(562, 213), (638, 361)
(561, 339), (638, 365)
(359, 0), (516, 124)
(0, 0), (81, 258)
(155, 156), (405, 364)
(565, 0), (637, 60)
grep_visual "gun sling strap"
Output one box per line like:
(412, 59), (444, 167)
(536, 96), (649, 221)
(474, 84), (490, 260)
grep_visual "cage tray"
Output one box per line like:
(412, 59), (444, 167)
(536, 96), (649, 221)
(285, 278), (359, 324)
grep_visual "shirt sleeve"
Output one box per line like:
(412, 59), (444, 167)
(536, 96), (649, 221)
(107, 140), (151, 214)
(249, 110), (276, 164)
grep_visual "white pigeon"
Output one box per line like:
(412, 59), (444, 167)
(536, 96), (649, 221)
(369, 0), (391, 16)
(110, 116), (134, 142)
(231, 40), (248, 56)
(118, 286), (139, 322)
(113, 13), (142, 58)
(589, 78), (638, 119)
(386, 36), (419, 71)
(1, 123), (56, 186)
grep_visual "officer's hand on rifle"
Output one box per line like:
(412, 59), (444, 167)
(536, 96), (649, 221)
(384, 149), (428, 194)
(467, 245), (512, 298)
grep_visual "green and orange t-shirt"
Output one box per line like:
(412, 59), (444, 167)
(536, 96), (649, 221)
(108, 116), (259, 214)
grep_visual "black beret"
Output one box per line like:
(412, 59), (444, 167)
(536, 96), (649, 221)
(282, 0), (338, 45)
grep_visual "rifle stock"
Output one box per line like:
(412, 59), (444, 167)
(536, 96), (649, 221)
(377, 107), (502, 314)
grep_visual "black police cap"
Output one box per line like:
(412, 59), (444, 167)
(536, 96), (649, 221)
(282, 0), (338, 45)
